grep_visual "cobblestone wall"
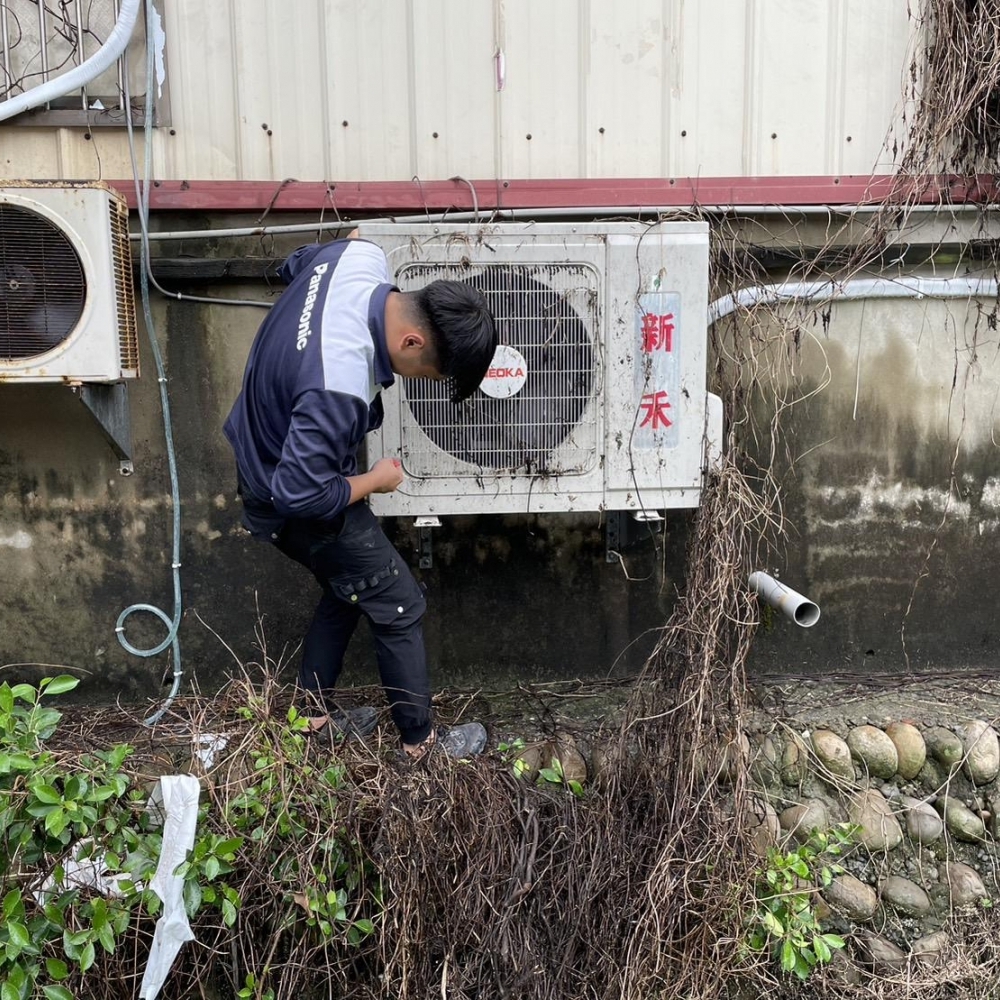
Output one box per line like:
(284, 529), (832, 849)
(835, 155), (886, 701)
(748, 711), (1000, 972)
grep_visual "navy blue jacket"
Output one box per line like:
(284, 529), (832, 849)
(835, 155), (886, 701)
(224, 239), (396, 523)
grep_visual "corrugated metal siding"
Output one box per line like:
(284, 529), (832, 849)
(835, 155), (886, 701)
(0, 0), (914, 184)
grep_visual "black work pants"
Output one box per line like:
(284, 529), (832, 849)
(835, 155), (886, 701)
(243, 490), (432, 745)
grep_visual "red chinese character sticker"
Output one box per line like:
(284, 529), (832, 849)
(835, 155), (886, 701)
(639, 390), (672, 430)
(640, 312), (674, 353)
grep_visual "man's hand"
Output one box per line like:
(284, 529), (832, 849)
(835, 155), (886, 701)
(370, 457), (404, 494)
(347, 458), (403, 504)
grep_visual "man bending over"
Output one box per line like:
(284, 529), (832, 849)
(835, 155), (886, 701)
(224, 233), (497, 758)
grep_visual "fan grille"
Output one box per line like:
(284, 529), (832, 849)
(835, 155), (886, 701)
(0, 204), (86, 362)
(396, 262), (600, 476)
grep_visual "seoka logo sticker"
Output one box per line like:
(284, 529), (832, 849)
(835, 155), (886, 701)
(480, 344), (528, 399)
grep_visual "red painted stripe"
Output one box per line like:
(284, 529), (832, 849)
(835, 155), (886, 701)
(105, 175), (992, 213)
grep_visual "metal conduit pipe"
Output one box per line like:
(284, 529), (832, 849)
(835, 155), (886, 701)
(132, 202), (979, 243)
(710, 275), (1000, 325)
(0, 0), (141, 122)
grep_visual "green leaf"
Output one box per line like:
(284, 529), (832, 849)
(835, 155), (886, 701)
(78, 941), (96, 974)
(44, 959), (69, 981)
(2, 890), (23, 921)
(25, 802), (56, 819)
(5, 965), (26, 994)
(793, 953), (812, 981)
(44, 809), (68, 838)
(221, 898), (237, 927)
(821, 933), (846, 951)
(780, 939), (797, 973)
(9, 684), (37, 706)
(0, 686), (12, 714)
(183, 880), (202, 917)
(813, 935), (832, 963)
(42, 987), (74, 1000)
(0, 981), (18, 1000)
(7, 922), (30, 950)
(353, 918), (374, 935)
(39, 676), (79, 697)
(761, 910), (784, 936)
(31, 785), (62, 806)
(215, 837), (243, 857)
(97, 924), (115, 954)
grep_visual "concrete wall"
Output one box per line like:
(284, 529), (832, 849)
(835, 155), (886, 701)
(0, 254), (684, 704)
(4, 222), (1000, 705)
(737, 287), (1000, 674)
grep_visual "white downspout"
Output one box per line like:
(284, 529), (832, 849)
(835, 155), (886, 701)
(0, 0), (142, 123)
(710, 275), (1000, 324)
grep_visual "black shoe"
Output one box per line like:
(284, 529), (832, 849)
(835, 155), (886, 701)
(309, 706), (378, 740)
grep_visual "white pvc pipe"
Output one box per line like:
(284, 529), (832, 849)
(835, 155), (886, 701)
(0, 0), (141, 122)
(133, 202), (985, 243)
(749, 572), (821, 628)
(710, 275), (1000, 324)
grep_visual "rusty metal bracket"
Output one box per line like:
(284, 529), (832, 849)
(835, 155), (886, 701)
(606, 510), (663, 563)
(73, 383), (134, 475)
(415, 515), (441, 569)
(605, 511), (625, 563)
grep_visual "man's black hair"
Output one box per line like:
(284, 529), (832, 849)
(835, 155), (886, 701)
(413, 280), (497, 403)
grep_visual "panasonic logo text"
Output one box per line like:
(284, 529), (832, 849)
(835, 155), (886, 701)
(295, 262), (329, 351)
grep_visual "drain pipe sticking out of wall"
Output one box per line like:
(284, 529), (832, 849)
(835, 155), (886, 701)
(0, 0), (142, 122)
(115, 0), (184, 728)
(749, 572), (821, 628)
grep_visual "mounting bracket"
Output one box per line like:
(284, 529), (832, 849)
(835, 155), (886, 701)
(415, 515), (441, 569)
(72, 383), (134, 476)
(606, 509), (664, 563)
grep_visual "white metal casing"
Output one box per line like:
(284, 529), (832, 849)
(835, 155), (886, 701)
(0, 181), (139, 383)
(361, 222), (722, 516)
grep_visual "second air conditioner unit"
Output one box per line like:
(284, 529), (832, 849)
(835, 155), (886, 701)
(0, 181), (139, 383)
(360, 221), (722, 516)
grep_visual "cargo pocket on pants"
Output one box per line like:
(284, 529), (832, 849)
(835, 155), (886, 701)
(337, 560), (426, 627)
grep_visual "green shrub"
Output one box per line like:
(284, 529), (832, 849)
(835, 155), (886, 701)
(746, 823), (855, 981)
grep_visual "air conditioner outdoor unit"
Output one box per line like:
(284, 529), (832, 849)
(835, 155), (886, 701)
(0, 181), (139, 383)
(360, 221), (722, 517)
